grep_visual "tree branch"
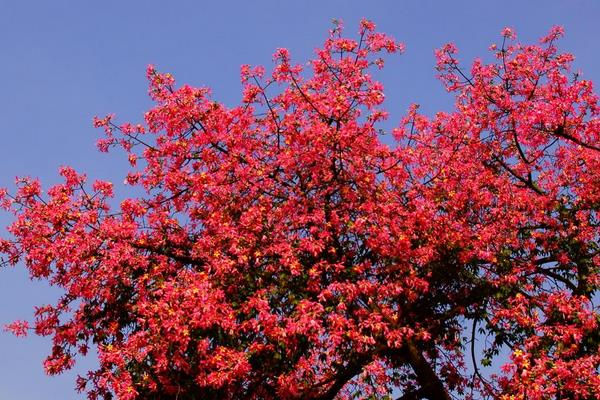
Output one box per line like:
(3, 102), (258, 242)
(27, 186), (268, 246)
(404, 339), (452, 400)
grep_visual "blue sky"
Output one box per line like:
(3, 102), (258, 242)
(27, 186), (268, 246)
(0, 1), (599, 398)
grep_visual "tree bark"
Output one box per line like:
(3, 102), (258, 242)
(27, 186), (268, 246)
(404, 340), (452, 400)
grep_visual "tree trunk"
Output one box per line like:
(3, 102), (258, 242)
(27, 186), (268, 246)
(404, 340), (452, 400)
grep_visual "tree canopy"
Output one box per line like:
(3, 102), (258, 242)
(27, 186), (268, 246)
(2, 20), (600, 399)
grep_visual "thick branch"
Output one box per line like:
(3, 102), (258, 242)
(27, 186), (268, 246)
(405, 340), (452, 400)
(553, 125), (600, 152)
(311, 353), (372, 400)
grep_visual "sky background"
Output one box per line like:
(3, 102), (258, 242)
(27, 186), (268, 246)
(0, 1), (599, 398)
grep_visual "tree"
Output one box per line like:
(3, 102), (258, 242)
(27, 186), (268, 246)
(2, 20), (600, 399)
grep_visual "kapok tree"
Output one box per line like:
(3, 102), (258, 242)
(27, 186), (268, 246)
(2, 20), (599, 399)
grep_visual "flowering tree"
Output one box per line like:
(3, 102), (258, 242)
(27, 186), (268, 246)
(2, 20), (600, 399)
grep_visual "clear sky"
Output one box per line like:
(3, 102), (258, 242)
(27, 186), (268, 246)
(0, 1), (599, 398)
